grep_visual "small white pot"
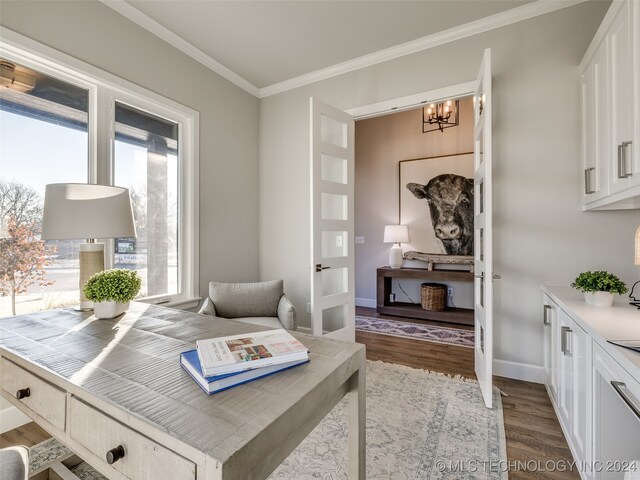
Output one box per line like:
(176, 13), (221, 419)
(584, 291), (614, 307)
(93, 301), (130, 319)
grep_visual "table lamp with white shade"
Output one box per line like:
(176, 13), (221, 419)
(384, 225), (409, 269)
(41, 184), (136, 310)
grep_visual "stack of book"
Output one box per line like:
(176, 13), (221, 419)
(181, 329), (309, 394)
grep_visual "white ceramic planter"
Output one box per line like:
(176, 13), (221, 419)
(584, 291), (614, 307)
(93, 301), (130, 319)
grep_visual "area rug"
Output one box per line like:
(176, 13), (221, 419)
(270, 360), (507, 480)
(27, 362), (506, 480)
(356, 315), (474, 348)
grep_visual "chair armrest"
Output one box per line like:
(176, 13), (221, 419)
(277, 295), (297, 331)
(198, 297), (217, 317)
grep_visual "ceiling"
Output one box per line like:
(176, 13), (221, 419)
(119, 0), (534, 89)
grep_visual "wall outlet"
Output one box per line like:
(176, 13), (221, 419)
(355, 236), (365, 244)
(389, 293), (396, 303)
(336, 236), (343, 247)
(447, 287), (454, 305)
(306, 302), (311, 313)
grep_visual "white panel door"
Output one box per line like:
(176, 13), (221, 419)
(473, 48), (494, 409)
(309, 97), (355, 341)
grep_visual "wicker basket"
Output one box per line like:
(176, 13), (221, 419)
(421, 283), (447, 311)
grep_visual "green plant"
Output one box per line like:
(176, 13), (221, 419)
(83, 269), (141, 303)
(571, 270), (628, 295)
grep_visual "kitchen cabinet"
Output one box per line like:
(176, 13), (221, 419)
(581, 0), (639, 209)
(543, 286), (640, 480)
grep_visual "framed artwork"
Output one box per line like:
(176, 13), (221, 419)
(399, 152), (474, 256)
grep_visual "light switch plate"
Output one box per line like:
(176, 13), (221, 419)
(355, 236), (365, 244)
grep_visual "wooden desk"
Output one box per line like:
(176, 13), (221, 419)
(377, 266), (474, 325)
(0, 304), (366, 480)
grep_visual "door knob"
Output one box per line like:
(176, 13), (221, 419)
(315, 264), (330, 272)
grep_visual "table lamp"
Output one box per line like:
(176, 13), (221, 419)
(384, 225), (409, 269)
(41, 184), (136, 310)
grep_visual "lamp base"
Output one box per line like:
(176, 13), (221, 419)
(389, 244), (404, 269)
(79, 242), (105, 310)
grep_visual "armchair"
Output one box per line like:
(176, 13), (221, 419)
(198, 280), (297, 331)
(0, 446), (29, 480)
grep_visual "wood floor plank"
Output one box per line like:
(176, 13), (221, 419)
(0, 421), (49, 448)
(356, 306), (579, 480)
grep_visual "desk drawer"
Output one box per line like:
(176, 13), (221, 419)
(69, 397), (195, 480)
(0, 357), (66, 430)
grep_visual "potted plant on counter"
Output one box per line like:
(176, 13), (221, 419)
(571, 270), (628, 307)
(84, 268), (142, 319)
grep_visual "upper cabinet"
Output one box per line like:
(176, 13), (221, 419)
(581, 0), (640, 210)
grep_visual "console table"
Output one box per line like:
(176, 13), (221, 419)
(0, 303), (366, 480)
(377, 267), (474, 325)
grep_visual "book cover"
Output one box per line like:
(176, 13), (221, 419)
(196, 329), (309, 377)
(180, 350), (309, 394)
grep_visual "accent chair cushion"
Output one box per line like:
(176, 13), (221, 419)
(0, 446), (29, 480)
(209, 280), (283, 319)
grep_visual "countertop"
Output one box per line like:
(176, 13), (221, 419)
(542, 285), (640, 381)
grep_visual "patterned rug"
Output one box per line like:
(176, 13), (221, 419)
(28, 362), (505, 480)
(356, 315), (474, 348)
(270, 360), (506, 480)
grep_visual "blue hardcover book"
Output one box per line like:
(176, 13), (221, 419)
(180, 350), (308, 394)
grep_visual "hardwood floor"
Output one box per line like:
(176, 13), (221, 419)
(2, 310), (577, 479)
(357, 306), (578, 480)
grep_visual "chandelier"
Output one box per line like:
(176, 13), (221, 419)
(422, 100), (459, 133)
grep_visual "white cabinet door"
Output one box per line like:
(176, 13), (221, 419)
(570, 321), (590, 471)
(582, 39), (610, 204)
(609, 0), (634, 193)
(593, 343), (640, 480)
(558, 309), (573, 433)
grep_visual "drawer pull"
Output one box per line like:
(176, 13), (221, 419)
(106, 445), (125, 465)
(16, 388), (30, 400)
(611, 381), (640, 420)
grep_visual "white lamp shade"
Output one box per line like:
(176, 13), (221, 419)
(41, 184), (137, 240)
(384, 225), (409, 244)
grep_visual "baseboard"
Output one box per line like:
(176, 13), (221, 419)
(0, 405), (30, 434)
(355, 298), (376, 308)
(493, 359), (545, 384)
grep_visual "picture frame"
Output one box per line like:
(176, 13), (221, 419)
(399, 152), (474, 256)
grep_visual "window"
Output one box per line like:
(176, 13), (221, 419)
(0, 32), (199, 316)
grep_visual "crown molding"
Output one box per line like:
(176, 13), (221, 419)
(99, 0), (260, 97)
(100, 0), (588, 100)
(258, 0), (588, 97)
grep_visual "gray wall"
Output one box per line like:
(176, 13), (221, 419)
(355, 99), (474, 307)
(0, 0), (260, 296)
(259, 1), (640, 370)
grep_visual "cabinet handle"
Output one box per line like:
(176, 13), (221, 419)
(584, 167), (595, 194)
(16, 388), (30, 400)
(623, 141), (633, 177)
(561, 326), (572, 356)
(543, 305), (552, 326)
(611, 381), (640, 421)
(106, 445), (125, 465)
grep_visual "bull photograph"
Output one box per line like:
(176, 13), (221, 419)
(399, 153), (474, 256)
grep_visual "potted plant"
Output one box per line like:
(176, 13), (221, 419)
(83, 269), (142, 319)
(571, 270), (628, 307)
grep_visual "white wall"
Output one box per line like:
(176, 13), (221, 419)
(259, 0), (640, 373)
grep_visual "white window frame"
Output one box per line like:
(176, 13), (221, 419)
(0, 27), (200, 309)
